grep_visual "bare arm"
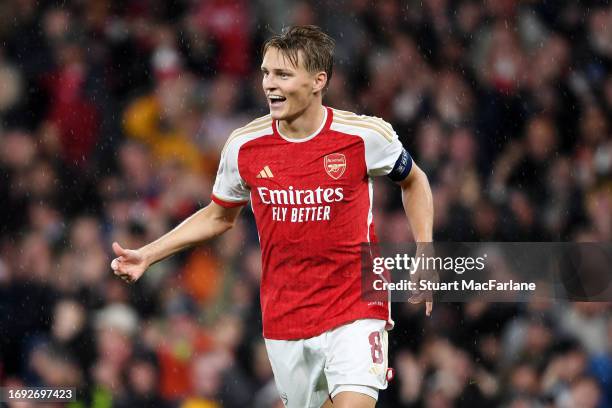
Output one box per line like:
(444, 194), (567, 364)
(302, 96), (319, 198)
(399, 163), (433, 243)
(398, 163), (434, 315)
(111, 201), (243, 283)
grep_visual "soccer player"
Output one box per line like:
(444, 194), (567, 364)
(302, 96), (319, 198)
(111, 25), (433, 408)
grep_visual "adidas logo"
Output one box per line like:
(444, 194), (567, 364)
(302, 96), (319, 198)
(256, 166), (274, 179)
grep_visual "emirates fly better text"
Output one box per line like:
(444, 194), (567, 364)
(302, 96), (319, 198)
(258, 186), (343, 222)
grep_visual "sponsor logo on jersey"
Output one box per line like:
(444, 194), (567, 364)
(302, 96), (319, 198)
(324, 153), (346, 179)
(257, 186), (343, 205)
(256, 186), (344, 222)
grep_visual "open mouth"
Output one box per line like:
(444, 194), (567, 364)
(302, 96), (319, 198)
(269, 95), (287, 107)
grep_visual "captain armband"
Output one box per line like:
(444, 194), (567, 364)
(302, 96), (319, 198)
(387, 148), (413, 182)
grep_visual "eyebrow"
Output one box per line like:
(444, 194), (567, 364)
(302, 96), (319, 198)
(260, 67), (294, 74)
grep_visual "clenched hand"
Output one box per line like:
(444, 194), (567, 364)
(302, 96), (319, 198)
(110, 242), (148, 284)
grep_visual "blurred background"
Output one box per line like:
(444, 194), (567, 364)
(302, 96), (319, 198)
(0, 0), (611, 407)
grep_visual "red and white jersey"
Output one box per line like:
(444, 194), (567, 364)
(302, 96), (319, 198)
(212, 107), (406, 340)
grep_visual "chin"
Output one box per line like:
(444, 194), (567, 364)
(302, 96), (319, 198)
(269, 109), (287, 120)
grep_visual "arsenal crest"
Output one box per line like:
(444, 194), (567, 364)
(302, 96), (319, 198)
(324, 153), (346, 179)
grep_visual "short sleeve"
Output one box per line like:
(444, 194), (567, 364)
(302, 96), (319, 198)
(364, 123), (406, 177)
(211, 141), (250, 207)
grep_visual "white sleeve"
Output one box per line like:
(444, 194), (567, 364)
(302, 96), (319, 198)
(212, 140), (250, 204)
(363, 126), (405, 177)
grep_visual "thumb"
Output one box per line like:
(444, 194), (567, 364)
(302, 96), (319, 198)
(112, 242), (127, 257)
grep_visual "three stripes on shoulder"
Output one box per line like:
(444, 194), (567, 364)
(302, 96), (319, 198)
(332, 109), (395, 143)
(222, 114), (272, 154)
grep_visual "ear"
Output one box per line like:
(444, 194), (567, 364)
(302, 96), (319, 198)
(312, 71), (328, 94)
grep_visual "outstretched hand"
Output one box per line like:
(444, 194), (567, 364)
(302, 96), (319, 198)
(110, 242), (148, 284)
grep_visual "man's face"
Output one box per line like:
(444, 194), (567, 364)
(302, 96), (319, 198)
(261, 47), (321, 120)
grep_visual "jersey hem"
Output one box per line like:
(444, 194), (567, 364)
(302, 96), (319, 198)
(262, 312), (389, 340)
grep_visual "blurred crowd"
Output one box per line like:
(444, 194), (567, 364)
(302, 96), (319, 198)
(0, 0), (611, 407)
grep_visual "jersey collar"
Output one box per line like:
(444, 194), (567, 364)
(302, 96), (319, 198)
(273, 106), (333, 143)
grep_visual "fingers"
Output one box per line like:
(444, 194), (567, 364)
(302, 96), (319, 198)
(112, 266), (135, 283)
(110, 257), (125, 274)
(112, 242), (126, 257)
(407, 292), (425, 304)
(111, 257), (134, 284)
(119, 274), (134, 284)
(111, 257), (123, 275)
(111, 243), (143, 285)
(408, 290), (433, 303)
(407, 291), (434, 317)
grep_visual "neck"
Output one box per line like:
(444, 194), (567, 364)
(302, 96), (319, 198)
(278, 103), (325, 139)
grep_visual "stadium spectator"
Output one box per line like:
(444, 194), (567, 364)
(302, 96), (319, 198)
(0, 1), (610, 407)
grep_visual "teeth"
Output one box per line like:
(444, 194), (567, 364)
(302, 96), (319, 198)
(269, 95), (285, 101)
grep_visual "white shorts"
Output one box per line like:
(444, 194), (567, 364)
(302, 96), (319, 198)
(264, 319), (390, 408)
